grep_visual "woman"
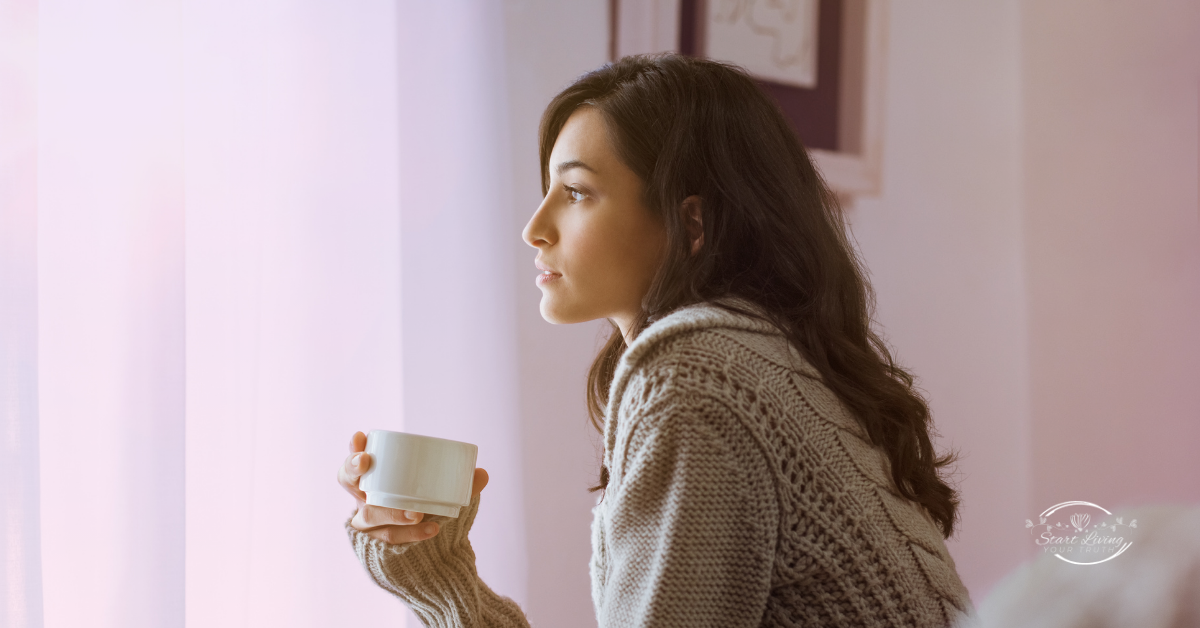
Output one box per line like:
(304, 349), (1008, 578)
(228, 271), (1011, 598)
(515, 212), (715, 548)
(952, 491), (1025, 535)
(338, 54), (973, 627)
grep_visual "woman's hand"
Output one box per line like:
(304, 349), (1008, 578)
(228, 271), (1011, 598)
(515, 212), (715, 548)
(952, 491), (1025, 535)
(339, 430), (489, 544)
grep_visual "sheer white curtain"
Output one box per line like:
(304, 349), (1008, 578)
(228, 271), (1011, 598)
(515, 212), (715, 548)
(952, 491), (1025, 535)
(0, 1), (523, 627)
(182, 1), (404, 626)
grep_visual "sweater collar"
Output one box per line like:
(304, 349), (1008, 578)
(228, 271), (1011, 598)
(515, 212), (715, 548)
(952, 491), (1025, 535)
(601, 299), (784, 467)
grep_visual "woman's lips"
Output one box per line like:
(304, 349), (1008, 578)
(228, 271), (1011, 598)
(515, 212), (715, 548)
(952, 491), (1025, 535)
(535, 270), (561, 287)
(535, 260), (561, 287)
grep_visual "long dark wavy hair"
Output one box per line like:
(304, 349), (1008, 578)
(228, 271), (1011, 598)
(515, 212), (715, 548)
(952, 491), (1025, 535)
(539, 54), (960, 538)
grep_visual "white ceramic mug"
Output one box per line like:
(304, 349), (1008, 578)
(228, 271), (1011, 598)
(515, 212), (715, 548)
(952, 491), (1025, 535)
(359, 430), (478, 518)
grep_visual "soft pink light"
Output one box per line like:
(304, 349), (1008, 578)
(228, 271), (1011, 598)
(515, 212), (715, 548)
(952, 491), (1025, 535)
(36, 1), (407, 626)
(37, 1), (186, 626)
(183, 1), (404, 627)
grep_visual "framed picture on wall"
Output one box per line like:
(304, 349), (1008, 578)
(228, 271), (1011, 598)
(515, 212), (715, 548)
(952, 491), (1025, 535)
(703, 0), (821, 89)
(611, 0), (887, 196)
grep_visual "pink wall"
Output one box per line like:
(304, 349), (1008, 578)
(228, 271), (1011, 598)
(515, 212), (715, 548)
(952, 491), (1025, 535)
(848, 1), (1030, 599)
(1022, 1), (1200, 512)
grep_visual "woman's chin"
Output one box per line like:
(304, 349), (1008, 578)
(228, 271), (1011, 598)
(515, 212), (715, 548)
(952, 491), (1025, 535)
(538, 299), (569, 325)
(538, 298), (592, 326)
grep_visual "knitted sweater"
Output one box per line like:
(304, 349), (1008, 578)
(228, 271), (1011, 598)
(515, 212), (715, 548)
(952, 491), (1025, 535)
(347, 301), (974, 627)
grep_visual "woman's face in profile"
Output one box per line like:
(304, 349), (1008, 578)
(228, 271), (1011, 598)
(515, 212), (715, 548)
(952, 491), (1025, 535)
(522, 107), (667, 334)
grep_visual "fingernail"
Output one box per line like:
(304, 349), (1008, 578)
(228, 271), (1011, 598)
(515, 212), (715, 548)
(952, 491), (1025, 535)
(404, 511), (420, 522)
(422, 523), (436, 536)
(351, 453), (362, 468)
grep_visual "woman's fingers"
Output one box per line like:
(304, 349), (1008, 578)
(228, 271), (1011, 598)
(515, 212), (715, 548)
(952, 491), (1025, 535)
(338, 431), (369, 500)
(338, 449), (371, 502)
(356, 504), (424, 527)
(352, 505), (438, 544)
(472, 468), (489, 497)
(361, 522), (440, 545)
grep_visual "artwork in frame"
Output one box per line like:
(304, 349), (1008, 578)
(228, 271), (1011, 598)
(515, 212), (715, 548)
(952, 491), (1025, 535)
(611, 0), (887, 197)
(705, 0), (820, 89)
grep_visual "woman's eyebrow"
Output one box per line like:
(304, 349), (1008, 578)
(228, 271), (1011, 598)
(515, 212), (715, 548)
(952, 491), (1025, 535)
(555, 159), (597, 177)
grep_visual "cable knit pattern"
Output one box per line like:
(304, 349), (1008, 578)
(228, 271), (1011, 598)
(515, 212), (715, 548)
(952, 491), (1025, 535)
(592, 301), (973, 627)
(347, 300), (973, 627)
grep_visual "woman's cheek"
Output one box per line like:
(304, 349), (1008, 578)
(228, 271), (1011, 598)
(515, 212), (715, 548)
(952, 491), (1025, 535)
(565, 233), (623, 312)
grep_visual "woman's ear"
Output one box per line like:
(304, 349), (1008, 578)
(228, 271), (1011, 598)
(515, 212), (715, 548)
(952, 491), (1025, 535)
(681, 195), (703, 255)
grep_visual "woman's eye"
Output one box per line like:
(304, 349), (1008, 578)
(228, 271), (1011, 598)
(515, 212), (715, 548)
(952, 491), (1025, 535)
(565, 186), (585, 203)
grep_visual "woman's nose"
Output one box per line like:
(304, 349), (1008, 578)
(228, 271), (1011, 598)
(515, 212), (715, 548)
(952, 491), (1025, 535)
(522, 198), (554, 248)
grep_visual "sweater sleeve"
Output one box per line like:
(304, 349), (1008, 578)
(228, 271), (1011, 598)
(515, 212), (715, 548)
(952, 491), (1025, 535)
(345, 493), (530, 628)
(596, 374), (779, 628)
